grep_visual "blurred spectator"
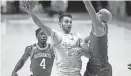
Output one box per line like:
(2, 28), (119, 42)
(47, 0), (68, 17)
(33, 2), (44, 13)
(108, 1), (126, 17)
(126, 1), (131, 16)
(1, 1), (7, 14)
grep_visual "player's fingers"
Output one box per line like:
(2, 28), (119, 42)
(20, 1), (31, 13)
(21, 1), (29, 9)
(28, 1), (37, 11)
(128, 67), (131, 70)
(19, 6), (27, 12)
(19, 1), (26, 10)
(128, 64), (131, 66)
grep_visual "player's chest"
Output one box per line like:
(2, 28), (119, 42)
(57, 35), (82, 57)
(61, 35), (79, 48)
(33, 49), (52, 59)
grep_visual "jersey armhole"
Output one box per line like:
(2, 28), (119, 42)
(49, 44), (55, 59)
(25, 45), (33, 56)
(29, 45), (35, 60)
(92, 23), (107, 37)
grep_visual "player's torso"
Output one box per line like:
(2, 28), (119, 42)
(89, 24), (109, 66)
(55, 33), (82, 72)
(30, 44), (54, 76)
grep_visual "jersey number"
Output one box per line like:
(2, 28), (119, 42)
(40, 58), (46, 69)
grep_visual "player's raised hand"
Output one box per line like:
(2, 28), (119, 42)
(11, 72), (18, 76)
(19, 1), (37, 14)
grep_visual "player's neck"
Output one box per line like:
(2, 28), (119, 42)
(61, 29), (70, 34)
(37, 42), (47, 48)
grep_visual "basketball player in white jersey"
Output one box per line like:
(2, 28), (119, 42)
(19, 1), (90, 76)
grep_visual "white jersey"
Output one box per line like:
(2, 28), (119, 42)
(51, 30), (83, 72)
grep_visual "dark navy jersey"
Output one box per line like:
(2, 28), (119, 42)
(84, 23), (112, 76)
(88, 24), (109, 66)
(30, 44), (54, 76)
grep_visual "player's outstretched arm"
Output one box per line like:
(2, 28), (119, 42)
(83, 1), (104, 35)
(11, 46), (31, 76)
(29, 12), (52, 36)
(19, 1), (52, 36)
(19, 1), (61, 45)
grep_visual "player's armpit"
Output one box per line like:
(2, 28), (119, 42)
(50, 30), (62, 46)
(92, 22), (106, 37)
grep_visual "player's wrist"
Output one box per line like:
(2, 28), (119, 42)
(12, 70), (16, 73)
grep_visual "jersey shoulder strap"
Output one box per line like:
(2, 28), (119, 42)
(30, 44), (37, 60)
(25, 44), (34, 56)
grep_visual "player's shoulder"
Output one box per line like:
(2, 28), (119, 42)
(72, 33), (82, 39)
(25, 44), (35, 55)
(25, 45), (32, 50)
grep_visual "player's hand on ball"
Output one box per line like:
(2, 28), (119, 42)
(19, 1), (37, 14)
(11, 72), (18, 76)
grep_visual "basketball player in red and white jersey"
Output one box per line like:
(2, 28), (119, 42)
(83, 1), (112, 76)
(11, 28), (54, 76)
(19, 1), (91, 76)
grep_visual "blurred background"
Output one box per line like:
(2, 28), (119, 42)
(1, 0), (131, 18)
(1, 0), (131, 76)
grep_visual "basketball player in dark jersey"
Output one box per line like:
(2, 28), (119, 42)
(83, 1), (112, 76)
(11, 28), (54, 76)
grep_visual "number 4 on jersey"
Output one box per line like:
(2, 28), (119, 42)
(40, 58), (46, 69)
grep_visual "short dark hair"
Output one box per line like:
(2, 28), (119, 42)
(59, 13), (72, 22)
(35, 28), (42, 35)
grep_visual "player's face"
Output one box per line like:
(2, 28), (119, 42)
(37, 30), (47, 43)
(60, 16), (72, 34)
